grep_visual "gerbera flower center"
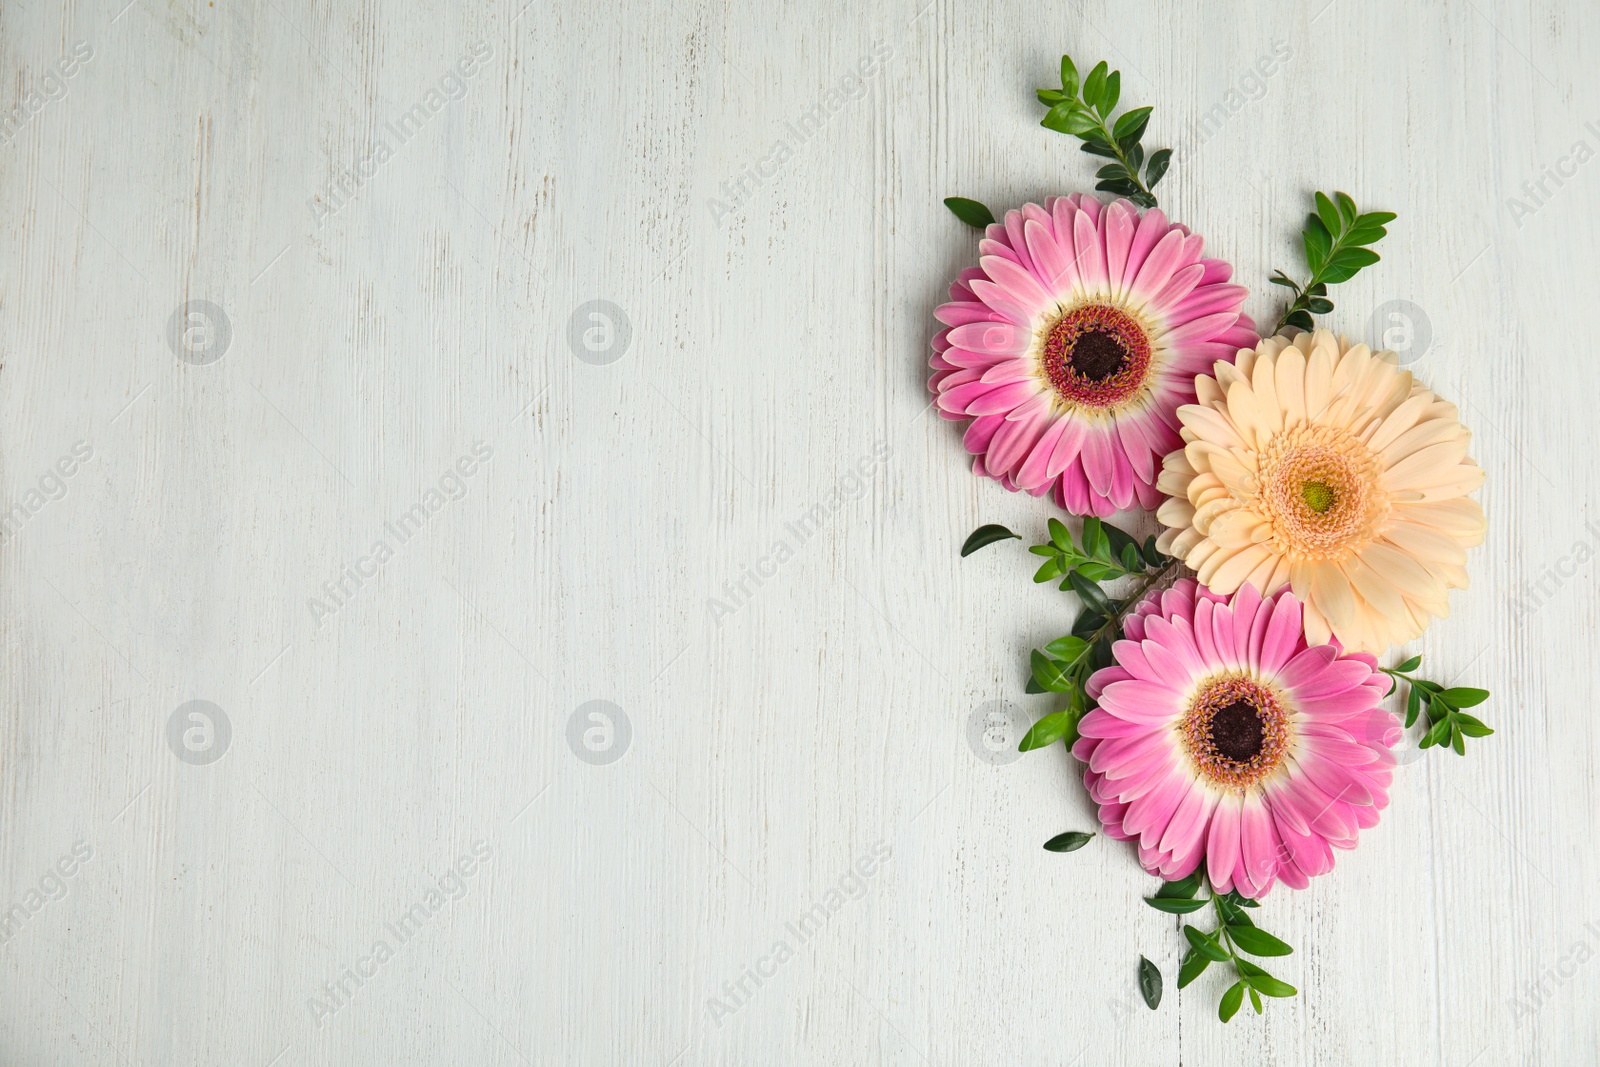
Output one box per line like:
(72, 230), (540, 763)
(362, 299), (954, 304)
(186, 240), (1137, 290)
(1038, 303), (1153, 412)
(1300, 479), (1337, 514)
(1179, 673), (1291, 790)
(1253, 425), (1388, 562)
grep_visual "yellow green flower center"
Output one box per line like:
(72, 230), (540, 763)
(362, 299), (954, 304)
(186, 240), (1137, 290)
(1300, 479), (1337, 514)
(1250, 424), (1389, 562)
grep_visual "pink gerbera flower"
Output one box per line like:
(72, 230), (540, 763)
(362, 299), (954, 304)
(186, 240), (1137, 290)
(1073, 579), (1398, 897)
(930, 195), (1257, 516)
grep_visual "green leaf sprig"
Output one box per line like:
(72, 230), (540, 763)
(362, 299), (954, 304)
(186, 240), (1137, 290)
(1382, 654), (1494, 755)
(959, 516), (1179, 752)
(1019, 517), (1177, 750)
(1145, 867), (1296, 1022)
(1270, 192), (1395, 333)
(1037, 55), (1171, 209)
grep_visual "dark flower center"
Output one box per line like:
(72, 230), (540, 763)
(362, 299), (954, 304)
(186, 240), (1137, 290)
(1210, 701), (1265, 762)
(1068, 329), (1129, 381)
(1179, 673), (1292, 789)
(1038, 303), (1153, 410)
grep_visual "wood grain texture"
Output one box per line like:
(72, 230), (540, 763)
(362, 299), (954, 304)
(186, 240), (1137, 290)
(0, 0), (1595, 1062)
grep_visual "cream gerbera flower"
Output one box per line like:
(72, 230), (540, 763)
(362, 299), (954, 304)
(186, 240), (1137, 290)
(1155, 328), (1486, 653)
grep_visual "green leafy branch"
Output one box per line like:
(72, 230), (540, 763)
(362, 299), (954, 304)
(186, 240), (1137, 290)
(959, 517), (1178, 752)
(1382, 654), (1494, 756)
(1037, 55), (1171, 209)
(1270, 191), (1395, 333)
(1144, 867), (1296, 1022)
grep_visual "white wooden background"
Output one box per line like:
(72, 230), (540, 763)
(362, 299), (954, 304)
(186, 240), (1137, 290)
(0, 0), (1594, 1062)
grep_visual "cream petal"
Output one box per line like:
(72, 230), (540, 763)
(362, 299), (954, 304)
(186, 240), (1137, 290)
(1363, 393), (1431, 452)
(1382, 439), (1472, 490)
(1342, 553), (1409, 621)
(1178, 404), (1246, 450)
(1273, 344), (1307, 424)
(1381, 519), (1469, 567)
(1202, 543), (1269, 593)
(1309, 562), (1357, 634)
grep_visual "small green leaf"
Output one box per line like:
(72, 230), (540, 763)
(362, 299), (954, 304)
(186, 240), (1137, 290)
(1101, 521), (1136, 561)
(1439, 687), (1489, 708)
(1112, 105), (1152, 141)
(1096, 163), (1132, 182)
(1456, 715), (1494, 738)
(1030, 650), (1073, 694)
(1345, 222), (1389, 245)
(1060, 55), (1079, 98)
(1236, 960), (1296, 998)
(1047, 516), (1072, 548)
(1120, 544), (1144, 572)
(1138, 955), (1162, 1009)
(1268, 271), (1300, 291)
(1328, 246), (1381, 271)
(1154, 870), (1203, 899)
(943, 197), (995, 231)
(1096, 179), (1140, 196)
(1334, 191), (1358, 226)
(1042, 105), (1098, 137)
(1079, 139), (1118, 159)
(1405, 685), (1422, 728)
(1227, 926), (1293, 957)
(1073, 562), (1124, 582)
(1037, 89), (1066, 107)
(1141, 534), (1166, 567)
(1249, 986), (1263, 1014)
(1423, 716), (1451, 748)
(1128, 190), (1157, 210)
(1215, 894), (1255, 927)
(1302, 217), (1332, 272)
(1395, 655), (1423, 672)
(1070, 607), (1106, 639)
(1184, 925), (1231, 962)
(1219, 981), (1245, 1022)
(1100, 70), (1121, 117)
(1018, 709), (1073, 751)
(1068, 572), (1111, 614)
(1177, 947), (1211, 988)
(1080, 516), (1108, 559)
(1452, 726), (1466, 755)
(1083, 61), (1109, 110)
(1044, 635), (1090, 663)
(1144, 147), (1172, 187)
(1143, 896), (1210, 914)
(960, 523), (1017, 556)
(1043, 830), (1094, 852)
(1306, 297), (1335, 314)
(1285, 309), (1316, 331)
(1315, 192), (1342, 239)
(1032, 558), (1064, 584)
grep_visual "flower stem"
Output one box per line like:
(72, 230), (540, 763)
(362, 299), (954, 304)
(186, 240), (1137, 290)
(1088, 556), (1183, 647)
(1089, 115), (1157, 204)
